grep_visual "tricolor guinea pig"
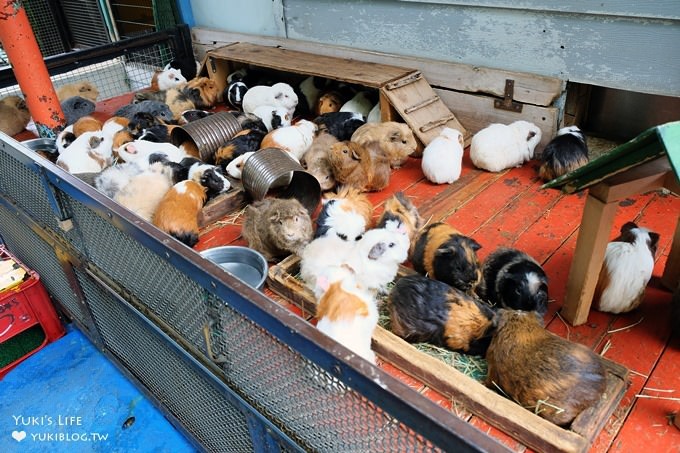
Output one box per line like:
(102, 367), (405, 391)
(538, 125), (589, 181)
(314, 186), (373, 241)
(594, 221), (659, 314)
(388, 274), (497, 355)
(375, 191), (423, 246)
(151, 179), (207, 247)
(410, 222), (482, 293)
(486, 309), (607, 426)
(476, 247), (549, 316)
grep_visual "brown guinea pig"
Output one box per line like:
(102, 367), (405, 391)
(486, 309), (607, 426)
(409, 222), (482, 293)
(375, 191), (423, 246)
(301, 131), (339, 191)
(241, 197), (313, 261)
(185, 76), (221, 109)
(389, 274), (496, 356)
(0, 95), (31, 137)
(327, 140), (390, 192)
(317, 91), (343, 115)
(56, 80), (99, 103)
(351, 121), (417, 168)
(152, 179), (207, 248)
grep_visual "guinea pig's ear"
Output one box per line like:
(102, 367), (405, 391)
(368, 242), (386, 260)
(390, 131), (401, 142)
(268, 210), (281, 223)
(274, 91), (284, 100)
(648, 231), (660, 256)
(620, 221), (638, 234)
(526, 130), (537, 141)
(350, 145), (361, 161)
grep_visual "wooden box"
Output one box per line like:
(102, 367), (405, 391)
(267, 254), (630, 453)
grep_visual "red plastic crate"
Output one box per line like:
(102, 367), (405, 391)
(0, 246), (65, 379)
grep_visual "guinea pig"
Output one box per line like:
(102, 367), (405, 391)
(61, 96), (96, 125)
(242, 82), (298, 119)
(410, 222), (482, 293)
(300, 131), (338, 191)
(56, 80), (99, 103)
(72, 116), (103, 137)
(151, 67), (187, 91)
(180, 109), (212, 124)
(163, 56), (199, 82)
(0, 96), (31, 136)
(299, 76), (331, 116)
(366, 103), (381, 123)
(388, 274), (497, 355)
(375, 191), (423, 246)
(486, 309), (607, 426)
(56, 131), (113, 174)
(114, 100), (174, 124)
(214, 126), (267, 169)
(421, 127), (465, 184)
(95, 161), (144, 198)
(113, 161), (177, 222)
(314, 186), (373, 240)
(241, 197), (313, 261)
(313, 111), (366, 141)
(252, 105), (292, 132)
(259, 119), (317, 161)
(225, 151), (254, 179)
(476, 247), (549, 316)
(339, 91), (375, 118)
(188, 162), (230, 200)
(151, 179), (207, 247)
(593, 221), (659, 314)
(116, 140), (186, 164)
(327, 140), (391, 192)
(185, 76), (221, 109)
(538, 125), (589, 181)
(470, 120), (542, 172)
(351, 121), (417, 169)
(316, 276), (379, 364)
(316, 91), (343, 115)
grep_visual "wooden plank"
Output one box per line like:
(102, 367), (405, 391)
(266, 255), (627, 453)
(207, 42), (416, 88)
(192, 28), (564, 107)
(197, 188), (248, 229)
(661, 216), (680, 290)
(382, 74), (468, 146)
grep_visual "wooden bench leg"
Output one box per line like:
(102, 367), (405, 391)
(561, 194), (618, 326)
(661, 215), (680, 291)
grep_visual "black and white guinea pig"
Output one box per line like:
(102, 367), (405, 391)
(187, 162), (230, 200)
(594, 221), (659, 314)
(476, 247), (549, 315)
(538, 125), (589, 181)
(388, 274), (496, 356)
(410, 222), (482, 293)
(313, 111), (366, 142)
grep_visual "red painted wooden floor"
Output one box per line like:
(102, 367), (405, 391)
(14, 97), (680, 452)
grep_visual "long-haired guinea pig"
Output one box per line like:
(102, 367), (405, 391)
(476, 247), (549, 316)
(327, 140), (391, 192)
(185, 76), (221, 110)
(375, 191), (423, 246)
(410, 222), (482, 293)
(313, 111), (366, 142)
(470, 120), (542, 172)
(301, 131), (338, 191)
(316, 276), (379, 364)
(151, 179), (207, 247)
(351, 121), (417, 169)
(241, 197), (313, 261)
(593, 221), (659, 314)
(389, 274), (496, 356)
(421, 127), (465, 184)
(314, 186), (374, 240)
(538, 125), (589, 181)
(113, 161), (179, 222)
(486, 309), (607, 426)
(0, 96), (30, 137)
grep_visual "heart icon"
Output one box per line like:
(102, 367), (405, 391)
(11, 430), (26, 442)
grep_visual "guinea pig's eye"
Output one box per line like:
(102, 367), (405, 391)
(355, 234), (363, 241)
(342, 149), (348, 154)
(337, 233), (348, 241)
(402, 139), (407, 144)
(388, 242), (395, 248)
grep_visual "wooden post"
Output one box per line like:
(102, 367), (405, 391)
(661, 216), (680, 291)
(0, 1), (65, 138)
(561, 194), (618, 325)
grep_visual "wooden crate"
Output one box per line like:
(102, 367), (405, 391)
(267, 254), (630, 453)
(202, 42), (469, 146)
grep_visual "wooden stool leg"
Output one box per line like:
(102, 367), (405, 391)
(661, 215), (680, 291)
(561, 194), (618, 325)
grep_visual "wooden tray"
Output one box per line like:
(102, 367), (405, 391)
(267, 254), (630, 453)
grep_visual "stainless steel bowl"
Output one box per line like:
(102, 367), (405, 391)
(22, 137), (57, 155)
(199, 246), (268, 290)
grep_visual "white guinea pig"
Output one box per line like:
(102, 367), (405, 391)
(470, 120), (542, 172)
(421, 127), (465, 184)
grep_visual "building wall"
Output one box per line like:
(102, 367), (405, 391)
(189, 0), (680, 97)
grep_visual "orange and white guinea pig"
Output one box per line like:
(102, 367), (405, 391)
(151, 179), (207, 247)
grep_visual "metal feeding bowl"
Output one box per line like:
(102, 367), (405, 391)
(171, 111), (242, 162)
(241, 147), (321, 215)
(200, 246), (268, 290)
(21, 137), (57, 155)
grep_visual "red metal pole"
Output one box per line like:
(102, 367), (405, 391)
(0, 1), (65, 138)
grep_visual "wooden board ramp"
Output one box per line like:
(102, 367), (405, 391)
(204, 42), (467, 146)
(267, 254), (630, 453)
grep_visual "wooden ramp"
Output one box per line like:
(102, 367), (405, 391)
(204, 42), (467, 145)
